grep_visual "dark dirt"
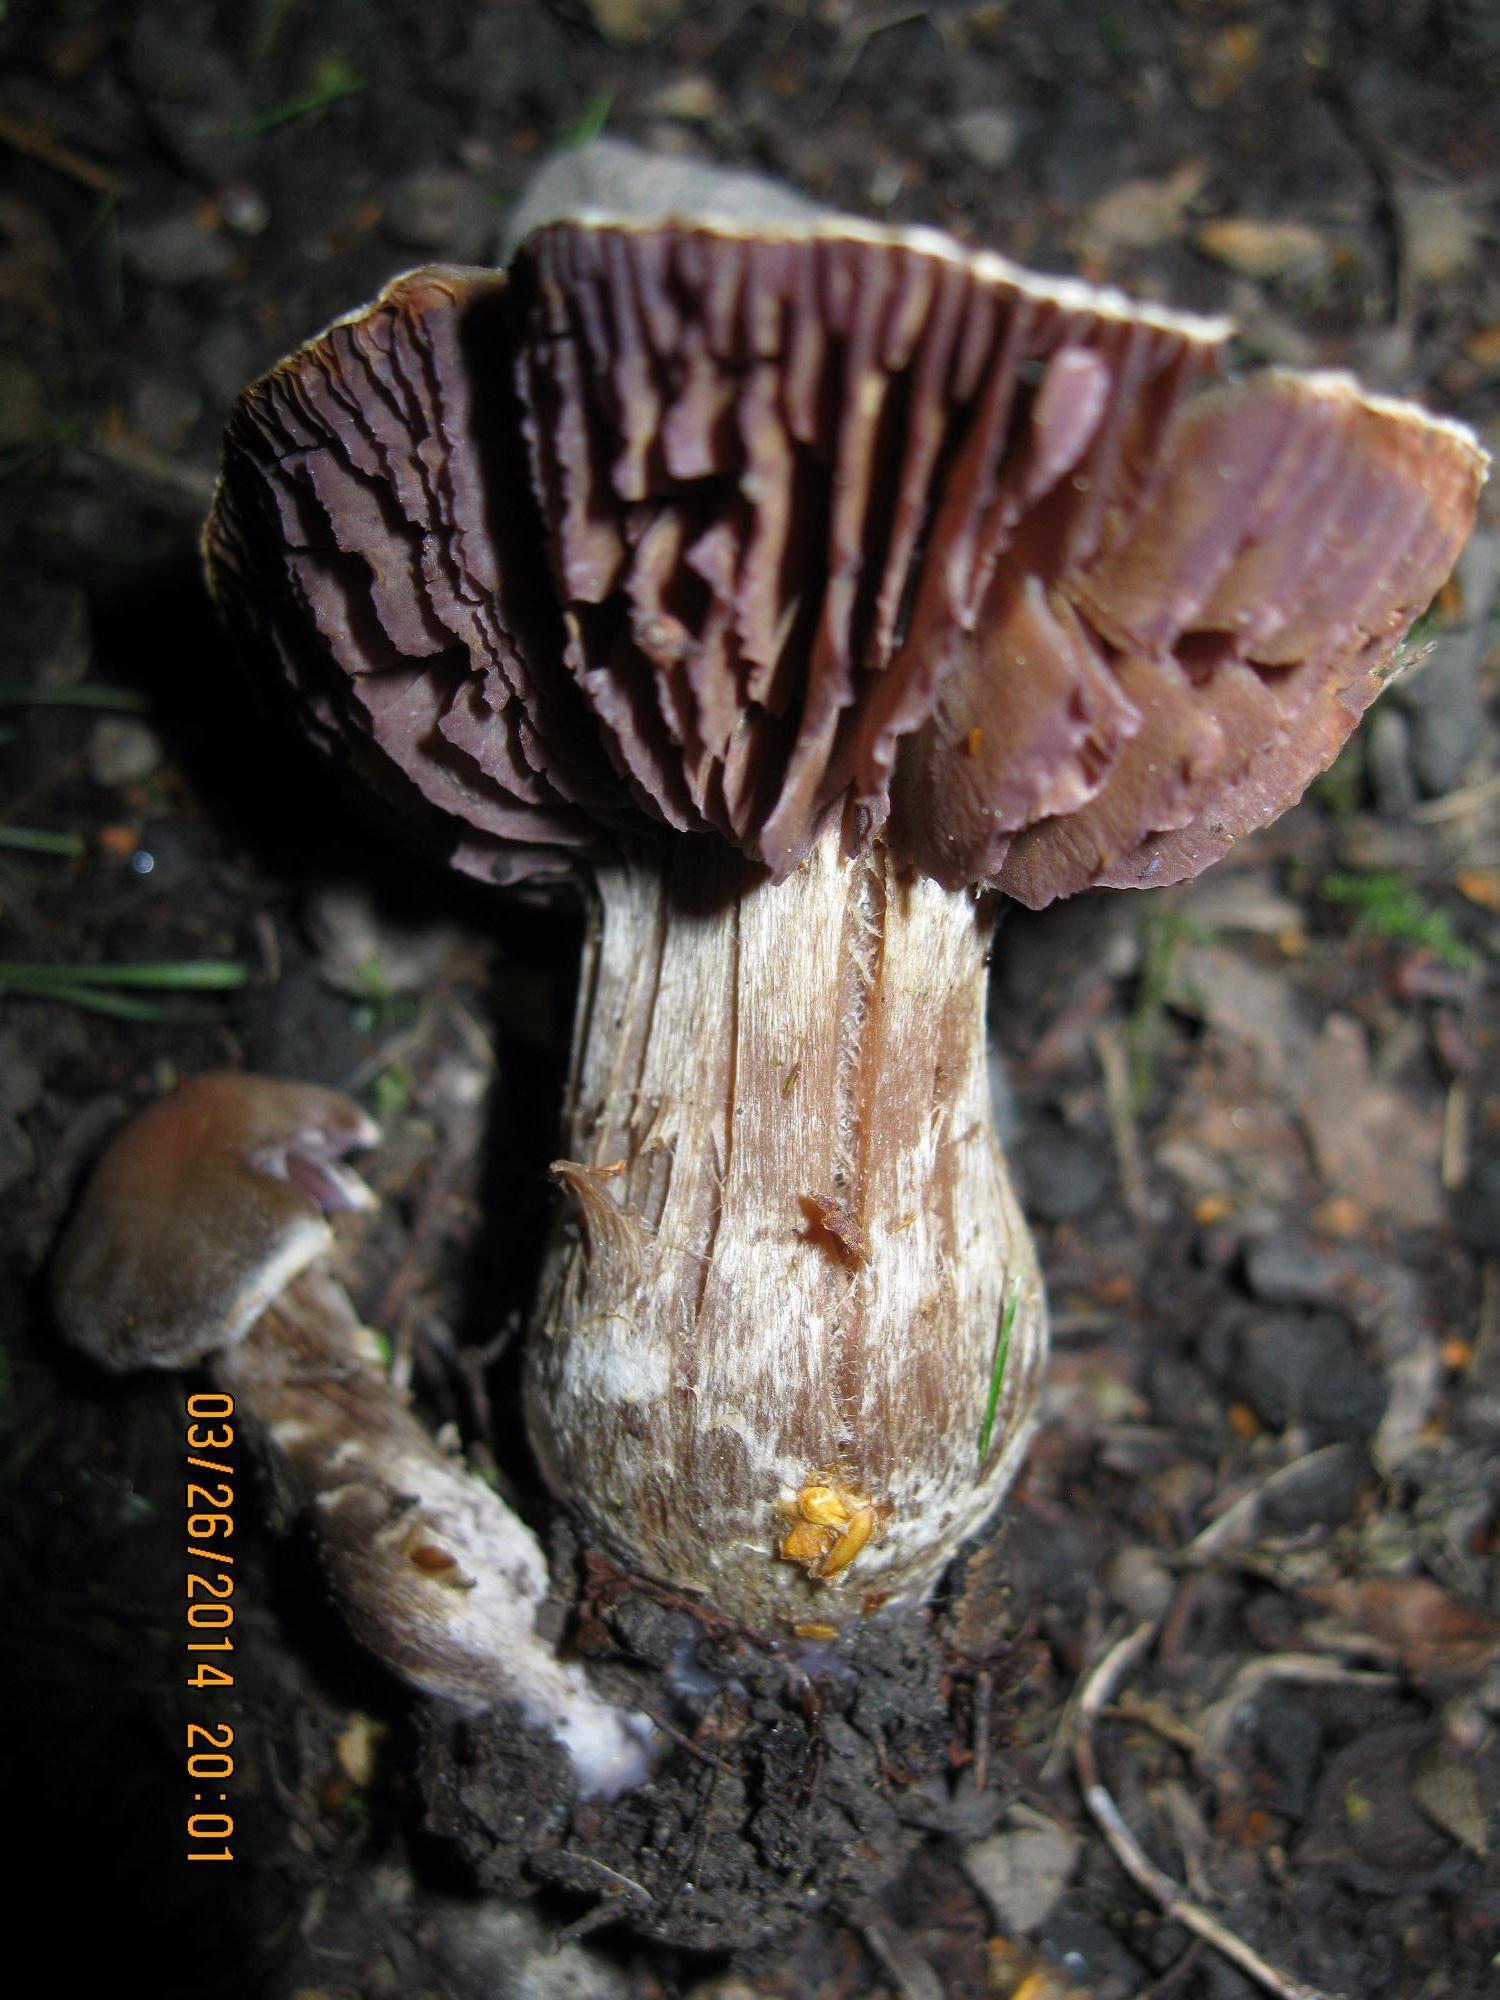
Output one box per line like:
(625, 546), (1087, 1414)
(5, 4), (1500, 1997)
(418, 1561), (1009, 1953)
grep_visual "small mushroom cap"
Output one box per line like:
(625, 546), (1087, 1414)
(203, 147), (1486, 904)
(52, 1073), (379, 1371)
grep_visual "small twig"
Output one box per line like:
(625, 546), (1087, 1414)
(1156, 1572), (1208, 1670)
(1442, 1079), (1470, 1192)
(552, 1901), (617, 1946)
(453, 1316), (519, 1449)
(569, 1856), (651, 1901)
(1049, 1308), (1120, 1338)
(800, 1727), (828, 1810)
(1476, 1260), (1500, 1378)
(1075, 1622), (1340, 2000)
(1036, 1570), (1113, 1782)
(0, 110), (128, 195)
(372, 1149), (459, 1334)
(1094, 1024), (1151, 1227)
(972, 1666), (993, 1794)
(1180, 1445), (1360, 1567)
(861, 1918), (946, 2000)
(552, 1856), (652, 1945)
(1409, 766), (1500, 822)
(1198, 1653), (1399, 1762)
(1318, 77), (1406, 330)
(660, 1755), (721, 1920)
(1111, 1691), (1208, 1763)
(343, 1016), (433, 1094)
(1131, 1937), (1207, 2000)
(1159, 1776), (1215, 1902)
(640, 1706), (738, 1775)
(249, 909), (282, 987)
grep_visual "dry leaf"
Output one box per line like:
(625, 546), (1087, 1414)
(1398, 184), (1482, 286)
(1301, 1015), (1442, 1227)
(1409, 1739), (1490, 1854)
(1300, 1723), (1467, 1886)
(1196, 216), (1330, 282)
(582, 0), (684, 44)
(1457, 868), (1500, 912)
(334, 1712), (383, 1786)
(1464, 322), (1500, 370)
(1303, 1575), (1500, 1686)
(988, 1938), (1090, 2000)
(1183, 23), (1261, 108)
(638, 74), (722, 122)
(1083, 160), (1207, 252)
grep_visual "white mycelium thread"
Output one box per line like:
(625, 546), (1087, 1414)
(526, 818), (1048, 1633)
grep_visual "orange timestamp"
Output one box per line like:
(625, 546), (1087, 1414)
(184, 1391), (237, 1864)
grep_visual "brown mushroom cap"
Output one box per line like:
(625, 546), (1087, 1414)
(203, 173), (1486, 905)
(51, 1072), (379, 1370)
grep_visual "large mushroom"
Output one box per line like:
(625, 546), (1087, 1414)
(184, 146), (1484, 1651)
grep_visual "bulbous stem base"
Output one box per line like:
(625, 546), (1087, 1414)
(525, 821), (1047, 1634)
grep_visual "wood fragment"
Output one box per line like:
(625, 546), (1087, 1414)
(861, 1918), (946, 2000)
(972, 1666), (993, 1793)
(1180, 1444), (1361, 1566)
(1094, 1024), (1151, 1227)
(1131, 1938), (1207, 2000)
(1441, 1078), (1470, 1191)
(1075, 1622), (1339, 2000)
(0, 110), (129, 195)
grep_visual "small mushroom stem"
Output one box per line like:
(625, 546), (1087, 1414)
(525, 817), (1047, 1634)
(216, 1266), (654, 1797)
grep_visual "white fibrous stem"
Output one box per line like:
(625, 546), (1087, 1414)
(218, 1267), (655, 1797)
(525, 818), (1048, 1634)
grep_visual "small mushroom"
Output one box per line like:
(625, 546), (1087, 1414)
(51, 1072), (654, 1799)
(198, 144), (1485, 1638)
(53, 1072), (379, 1371)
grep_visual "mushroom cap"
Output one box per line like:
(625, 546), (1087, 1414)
(52, 1073), (379, 1370)
(203, 156), (1486, 905)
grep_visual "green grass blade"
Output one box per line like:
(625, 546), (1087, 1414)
(1, 982), (215, 1022)
(0, 682), (150, 712)
(1320, 871), (1472, 969)
(0, 827), (86, 856)
(0, 959), (249, 992)
(239, 56), (365, 136)
(977, 1277), (1021, 1465)
(563, 89), (613, 148)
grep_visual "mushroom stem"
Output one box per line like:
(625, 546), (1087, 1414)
(217, 1265), (655, 1796)
(525, 816), (1046, 1633)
